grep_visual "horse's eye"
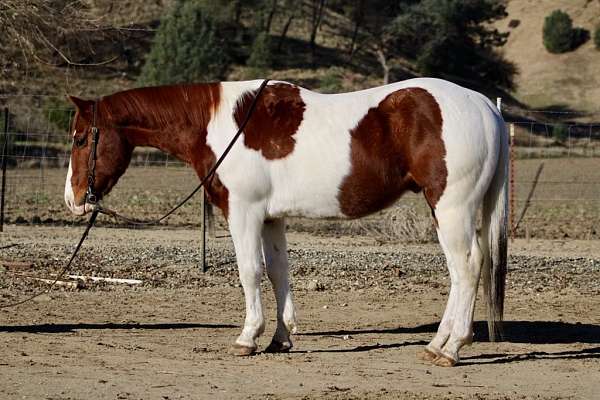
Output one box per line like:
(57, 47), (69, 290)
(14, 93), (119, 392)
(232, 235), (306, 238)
(74, 135), (87, 148)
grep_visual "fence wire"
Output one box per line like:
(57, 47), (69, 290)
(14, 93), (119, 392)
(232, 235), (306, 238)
(0, 95), (599, 239)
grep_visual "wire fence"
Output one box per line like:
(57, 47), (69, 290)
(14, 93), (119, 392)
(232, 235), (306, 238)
(0, 95), (205, 229)
(1, 95), (600, 240)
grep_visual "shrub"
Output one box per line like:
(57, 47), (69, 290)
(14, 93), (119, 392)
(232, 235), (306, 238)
(552, 124), (569, 142)
(43, 97), (73, 133)
(543, 10), (575, 53)
(354, 206), (437, 244)
(246, 32), (273, 77)
(318, 67), (345, 94)
(594, 24), (600, 49)
(138, 0), (229, 86)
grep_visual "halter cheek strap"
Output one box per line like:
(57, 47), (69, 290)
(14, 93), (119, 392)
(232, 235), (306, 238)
(86, 101), (100, 205)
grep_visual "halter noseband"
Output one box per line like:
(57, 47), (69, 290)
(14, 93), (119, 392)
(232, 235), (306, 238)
(86, 100), (100, 205)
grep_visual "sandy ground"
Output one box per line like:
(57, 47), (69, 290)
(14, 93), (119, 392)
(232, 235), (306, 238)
(1, 225), (599, 399)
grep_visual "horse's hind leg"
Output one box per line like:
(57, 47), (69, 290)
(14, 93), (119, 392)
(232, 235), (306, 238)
(418, 225), (458, 362)
(426, 205), (483, 366)
(262, 218), (297, 353)
(228, 201), (267, 356)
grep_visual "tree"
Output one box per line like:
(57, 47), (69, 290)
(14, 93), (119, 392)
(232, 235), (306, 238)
(543, 10), (576, 54)
(138, 0), (229, 85)
(0, 0), (104, 66)
(247, 32), (273, 72)
(276, 0), (299, 52)
(389, 0), (516, 88)
(307, 0), (327, 66)
(338, 0), (408, 84)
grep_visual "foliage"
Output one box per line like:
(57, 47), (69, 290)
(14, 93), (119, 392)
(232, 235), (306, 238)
(0, 0), (95, 66)
(43, 98), (73, 133)
(543, 10), (576, 54)
(4, 0), (524, 102)
(247, 32), (273, 71)
(318, 67), (345, 93)
(594, 24), (600, 49)
(552, 124), (569, 142)
(138, 0), (230, 86)
(389, 0), (515, 88)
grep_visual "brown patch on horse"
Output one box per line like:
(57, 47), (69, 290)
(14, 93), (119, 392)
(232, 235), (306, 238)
(68, 102), (134, 205)
(338, 87), (447, 218)
(233, 83), (305, 160)
(68, 83), (230, 217)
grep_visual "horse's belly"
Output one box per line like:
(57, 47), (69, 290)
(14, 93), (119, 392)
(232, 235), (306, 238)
(266, 186), (344, 219)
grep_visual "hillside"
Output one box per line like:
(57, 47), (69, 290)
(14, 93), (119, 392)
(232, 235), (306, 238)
(2, 0), (600, 121)
(499, 0), (600, 116)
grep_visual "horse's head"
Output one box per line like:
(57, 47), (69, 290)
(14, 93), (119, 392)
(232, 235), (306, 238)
(64, 96), (133, 215)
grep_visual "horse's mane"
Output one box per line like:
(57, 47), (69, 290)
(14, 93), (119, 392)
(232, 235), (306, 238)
(98, 83), (221, 130)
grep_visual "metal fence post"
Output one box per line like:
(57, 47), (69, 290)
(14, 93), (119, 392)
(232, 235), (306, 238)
(509, 123), (515, 239)
(200, 188), (207, 272)
(1, 107), (8, 232)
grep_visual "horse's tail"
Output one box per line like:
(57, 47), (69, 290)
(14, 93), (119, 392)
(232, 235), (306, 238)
(481, 113), (509, 342)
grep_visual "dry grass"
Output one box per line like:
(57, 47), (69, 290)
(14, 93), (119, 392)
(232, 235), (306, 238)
(350, 206), (436, 244)
(3, 156), (600, 240)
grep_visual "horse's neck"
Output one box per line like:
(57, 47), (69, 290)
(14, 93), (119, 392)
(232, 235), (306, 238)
(123, 125), (200, 165)
(107, 83), (224, 164)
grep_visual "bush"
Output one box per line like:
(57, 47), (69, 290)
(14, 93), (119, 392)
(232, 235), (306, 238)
(318, 67), (344, 94)
(594, 24), (600, 49)
(43, 97), (73, 132)
(552, 124), (569, 142)
(246, 32), (273, 74)
(138, 0), (229, 86)
(543, 10), (575, 53)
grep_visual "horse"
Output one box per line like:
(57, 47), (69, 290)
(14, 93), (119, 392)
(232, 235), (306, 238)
(64, 78), (508, 367)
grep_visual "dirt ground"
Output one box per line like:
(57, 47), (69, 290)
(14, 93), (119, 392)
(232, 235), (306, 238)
(1, 225), (599, 400)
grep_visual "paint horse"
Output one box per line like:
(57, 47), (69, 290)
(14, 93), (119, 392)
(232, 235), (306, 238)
(65, 78), (508, 367)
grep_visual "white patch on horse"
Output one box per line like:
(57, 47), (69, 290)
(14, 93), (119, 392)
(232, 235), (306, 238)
(64, 157), (86, 216)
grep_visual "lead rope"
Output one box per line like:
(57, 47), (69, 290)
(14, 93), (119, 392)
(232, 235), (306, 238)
(0, 210), (99, 309)
(0, 79), (270, 308)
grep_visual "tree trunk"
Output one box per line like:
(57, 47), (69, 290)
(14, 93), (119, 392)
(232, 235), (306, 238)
(277, 14), (295, 52)
(309, 0), (326, 66)
(376, 48), (390, 85)
(265, 0), (278, 33)
(234, 1), (243, 24)
(347, 0), (364, 61)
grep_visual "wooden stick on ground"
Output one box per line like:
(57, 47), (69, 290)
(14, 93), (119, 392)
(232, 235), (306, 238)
(66, 275), (143, 285)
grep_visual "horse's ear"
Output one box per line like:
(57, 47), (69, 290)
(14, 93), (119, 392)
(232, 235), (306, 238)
(67, 95), (94, 116)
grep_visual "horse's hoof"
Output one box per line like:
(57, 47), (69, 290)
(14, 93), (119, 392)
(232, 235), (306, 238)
(264, 340), (292, 353)
(229, 343), (256, 356)
(433, 354), (457, 367)
(417, 348), (440, 362)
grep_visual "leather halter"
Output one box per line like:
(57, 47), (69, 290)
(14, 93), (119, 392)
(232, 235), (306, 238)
(86, 100), (100, 205)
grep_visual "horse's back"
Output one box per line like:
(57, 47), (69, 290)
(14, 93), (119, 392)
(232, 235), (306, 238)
(210, 79), (505, 219)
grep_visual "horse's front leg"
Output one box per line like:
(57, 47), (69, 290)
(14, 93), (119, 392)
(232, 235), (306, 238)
(262, 218), (297, 353)
(228, 200), (267, 356)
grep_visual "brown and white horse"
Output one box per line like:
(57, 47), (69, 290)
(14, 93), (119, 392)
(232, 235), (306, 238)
(65, 78), (508, 367)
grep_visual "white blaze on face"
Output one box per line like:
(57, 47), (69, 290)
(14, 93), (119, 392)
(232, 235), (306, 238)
(64, 130), (86, 216)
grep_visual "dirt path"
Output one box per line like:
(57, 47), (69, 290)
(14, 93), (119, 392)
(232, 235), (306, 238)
(1, 226), (599, 399)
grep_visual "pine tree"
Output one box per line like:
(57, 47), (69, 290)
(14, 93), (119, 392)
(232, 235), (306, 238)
(247, 32), (273, 71)
(138, 0), (230, 86)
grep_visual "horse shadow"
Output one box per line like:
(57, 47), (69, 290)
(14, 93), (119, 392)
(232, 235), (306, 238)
(297, 320), (600, 364)
(0, 322), (236, 334)
(2, 320), (598, 365)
